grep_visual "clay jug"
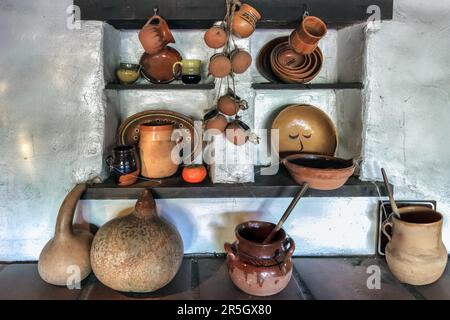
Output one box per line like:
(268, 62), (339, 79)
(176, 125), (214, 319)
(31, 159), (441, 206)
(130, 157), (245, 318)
(139, 15), (175, 55)
(38, 184), (93, 286)
(224, 221), (295, 296)
(231, 3), (261, 38)
(90, 190), (184, 292)
(139, 123), (180, 178)
(383, 206), (448, 285)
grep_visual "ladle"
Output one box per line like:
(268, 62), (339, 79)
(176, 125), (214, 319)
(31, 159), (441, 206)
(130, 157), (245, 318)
(262, 183), (309, 244)
(381, 168), (401, 219)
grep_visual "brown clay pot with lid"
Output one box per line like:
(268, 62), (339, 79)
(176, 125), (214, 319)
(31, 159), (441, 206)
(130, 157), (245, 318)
(90, 189), (184, 292)
(382, 207), (448, 285)
(38, 184), (93, 286)
(224, 221), (295, 296)
(139, 123), (180, 179)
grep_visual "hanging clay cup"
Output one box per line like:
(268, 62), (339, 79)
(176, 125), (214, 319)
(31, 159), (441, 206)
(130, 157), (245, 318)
(38, 184), (93, 286)
(218, 94), (248, 116)
(230, 49), (252, 74)
(204, 21), (228, 49)
(139, 123), (180, 179)
(208, 53), (232, 78)
(383, 207), (448, 285)
(289, 16), (327, 55)
(90, 189), (184, 292)
(231, 3), (261, 38)
(204, 109), (228, 135)
(139, 15), (175, 55)
(224, 221), (295, 296)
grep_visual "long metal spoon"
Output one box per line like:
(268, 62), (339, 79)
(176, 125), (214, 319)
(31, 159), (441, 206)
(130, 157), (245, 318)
(262, 183), (309, 245)
(381, 168), (401, 219)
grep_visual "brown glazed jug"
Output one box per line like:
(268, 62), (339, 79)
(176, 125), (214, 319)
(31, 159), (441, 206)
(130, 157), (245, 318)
(224, 221), (295, 296)
(139, 123), (180, 179)
(90, 189), (184, 292)
(38, 184), (93, 286)
(139, 15), (175, 55)
(383, 207), (448, 285)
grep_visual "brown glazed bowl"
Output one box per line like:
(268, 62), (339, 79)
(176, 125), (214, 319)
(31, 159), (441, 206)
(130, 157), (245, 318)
(140, 46), (182, 84)
(283, 154), (356, 190)
(224, 221), (295, 296)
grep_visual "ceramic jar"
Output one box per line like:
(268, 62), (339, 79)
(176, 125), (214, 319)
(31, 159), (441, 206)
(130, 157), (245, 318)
(106, 145), (139, 186)
(139, 123), (180, 179)
(231, 3), (261, 38)
(383, 207), (448, 285)
(139, 15), (175, 55)
(224, 221), (295, 296)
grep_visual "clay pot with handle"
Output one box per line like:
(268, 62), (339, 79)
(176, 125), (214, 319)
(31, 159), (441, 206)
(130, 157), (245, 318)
(231, 3), (261, 38)
(224, 221), (295, 296)
(90, 189), (184, 292)
(38, 184), (93, 286)
(382, 206), (448, 285)
(139, 15), (175, 55)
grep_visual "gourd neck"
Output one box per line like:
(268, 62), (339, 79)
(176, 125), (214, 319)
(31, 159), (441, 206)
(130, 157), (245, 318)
(55, 184), (87, 238)
(133, 189), (157, 219)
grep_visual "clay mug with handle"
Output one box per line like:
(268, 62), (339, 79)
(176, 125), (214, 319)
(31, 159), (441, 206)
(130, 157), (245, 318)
(139, 14), (175, 55)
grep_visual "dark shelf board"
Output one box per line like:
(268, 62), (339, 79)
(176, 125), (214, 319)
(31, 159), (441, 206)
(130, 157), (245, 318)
(252, 82), (363, 90)
(75, 0), (393, 30)
(105, 83), (215, 90)
(82, 166), (388, 200)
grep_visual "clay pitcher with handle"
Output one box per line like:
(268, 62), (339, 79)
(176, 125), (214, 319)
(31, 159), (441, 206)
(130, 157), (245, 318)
(139, 15), (175, 55)
(38, 184), (93, 286)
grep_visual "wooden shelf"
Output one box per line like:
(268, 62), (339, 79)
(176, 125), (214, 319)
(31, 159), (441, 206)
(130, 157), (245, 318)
(105, 83), (215, 90)
(74, 0), (393, 30)
(252, 82), (363, 90)
(82, 166), (388, 200)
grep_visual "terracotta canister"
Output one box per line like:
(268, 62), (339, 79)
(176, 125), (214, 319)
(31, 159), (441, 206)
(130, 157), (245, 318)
(224, 221), (295, 296)
(90, 190), (184, 292)
(139, 123), (180, 179)
(139, 15), (175, 55)
(383, 207), (448, 285)
(289, 16), (327, 55)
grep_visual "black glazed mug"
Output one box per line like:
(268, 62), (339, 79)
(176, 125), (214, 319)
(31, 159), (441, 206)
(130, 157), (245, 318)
(106, 145), (139, 186)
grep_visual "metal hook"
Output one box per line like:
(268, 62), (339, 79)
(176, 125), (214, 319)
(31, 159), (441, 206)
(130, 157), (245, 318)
(302, 4), (309, 19)
(153, 6), (159, 16)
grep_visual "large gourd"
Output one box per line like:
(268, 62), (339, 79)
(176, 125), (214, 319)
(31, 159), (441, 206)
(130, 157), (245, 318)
(90, 189), (183, 292)
(38, 184), (93, 285)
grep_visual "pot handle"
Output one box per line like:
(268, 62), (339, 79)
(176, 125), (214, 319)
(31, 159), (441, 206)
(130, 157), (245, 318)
(224, 242), (236, 261)
(172, 61), (182, 79)
(144, 15), (161, 27)
(382, 219), (393, 242)
(284, 237), (296, 257)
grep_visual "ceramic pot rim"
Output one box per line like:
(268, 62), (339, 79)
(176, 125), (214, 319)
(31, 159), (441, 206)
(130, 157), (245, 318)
(140, 123), (174, 131)
(235, 220), (286, 247)
(238, 3), (262, 20)
(391, 207), (444, 226)
(301, 16), (327, 40)
(282, 153), (356, 173)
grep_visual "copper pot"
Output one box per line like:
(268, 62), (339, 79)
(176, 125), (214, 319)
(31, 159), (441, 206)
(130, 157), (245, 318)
(139, 15), (175, 55)
(224, 221), (295, 296)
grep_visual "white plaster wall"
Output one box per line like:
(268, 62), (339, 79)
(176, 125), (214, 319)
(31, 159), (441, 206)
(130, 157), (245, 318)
(361, 0), (450, 246)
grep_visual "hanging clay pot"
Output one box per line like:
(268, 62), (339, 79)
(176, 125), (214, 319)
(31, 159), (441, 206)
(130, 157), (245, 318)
(38, 184), (93, 286)
(139, 15), (175, 55)
(90, 189), (184, 292)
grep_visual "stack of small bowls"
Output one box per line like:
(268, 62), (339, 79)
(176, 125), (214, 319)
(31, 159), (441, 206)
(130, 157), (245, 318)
(266, 15), (327, 84)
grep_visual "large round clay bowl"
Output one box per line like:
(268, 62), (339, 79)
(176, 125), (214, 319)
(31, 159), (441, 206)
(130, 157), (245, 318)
(274, 49), (317, 80)
(271, 104), (338, 156)
(140, 46), (182, 84)
(302, 47), (323, 83)
(256, 36), (288, 82)
(272, 42), (308, 71)
(282, 154), (356, 190)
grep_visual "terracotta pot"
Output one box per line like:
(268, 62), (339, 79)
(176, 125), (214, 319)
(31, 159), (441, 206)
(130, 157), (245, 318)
(204, 110), (228, 134)
(225, 120), (251, 146)
(208, 53), (232, 78)
(383, 207), (448, 285)
(106, 145), (139, 186)
(289, 16), (327, 55)
(90, 190), (184, 292)
(231, 3), (261, 38)
(224, 221), (295, 296)
(283, 154), (355, 190)
(140, 47), (182, 84)
(38, 184), (93, 286)
(204, 23), (228, 49)
(230, 49), (252, 74)
(139, 15), (175, 55)
(139, 123), (180, 179)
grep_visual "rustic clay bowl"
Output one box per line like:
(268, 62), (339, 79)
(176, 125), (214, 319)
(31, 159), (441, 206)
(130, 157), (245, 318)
(272, 49), (317, 82)
(272, 42), (309, 71)
(140, 46), (182, 84)
(256, 36), (288, 82)
(271, 104), (338, 156)
(301, 47), (323, 83)
(283, 154), (356, 190)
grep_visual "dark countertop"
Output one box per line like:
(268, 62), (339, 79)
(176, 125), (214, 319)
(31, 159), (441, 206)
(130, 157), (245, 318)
(0, 257), (449, 300)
